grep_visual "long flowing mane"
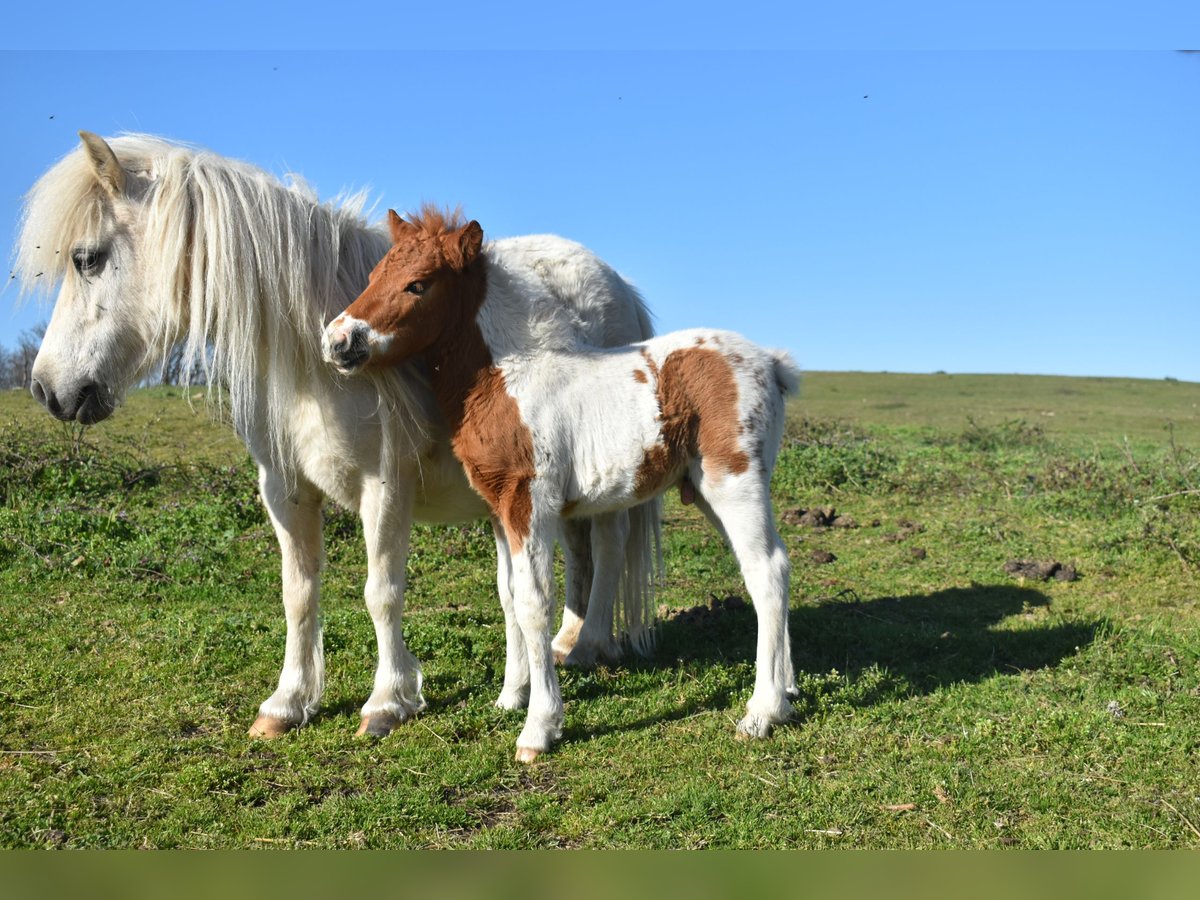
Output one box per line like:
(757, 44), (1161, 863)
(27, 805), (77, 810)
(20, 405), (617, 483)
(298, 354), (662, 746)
(15, 134), (428, 469)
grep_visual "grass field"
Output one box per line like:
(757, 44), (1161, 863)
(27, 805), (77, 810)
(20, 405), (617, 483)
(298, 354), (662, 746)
(1, 372), (1198, 848)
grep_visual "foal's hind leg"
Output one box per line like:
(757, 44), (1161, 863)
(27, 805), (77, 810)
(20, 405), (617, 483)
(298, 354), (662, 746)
(250, 466), (325, 738)
(552, 518), (593, 661)
(699, 468), (795, 738)
(562, 511), (627, 667)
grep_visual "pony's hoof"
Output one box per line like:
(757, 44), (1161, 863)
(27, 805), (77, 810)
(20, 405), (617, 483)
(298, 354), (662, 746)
(515, 746), (543, 764)
(495, 690), (529, 711)
(248, 715), (293, 739)
(561, 640), (620, 669)
(735, 714), (774, 740)
(356, 711), (406, 738)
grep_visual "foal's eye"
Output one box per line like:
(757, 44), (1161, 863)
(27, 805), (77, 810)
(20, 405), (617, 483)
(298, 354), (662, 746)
(405, 280), (426, 295)
(72, 248), (106, 275)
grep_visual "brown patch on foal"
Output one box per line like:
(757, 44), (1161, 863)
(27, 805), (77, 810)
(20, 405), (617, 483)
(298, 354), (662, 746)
(635, 347), (749, 497)
(632, 369), (648, 384)
(455, 371), (536, 554)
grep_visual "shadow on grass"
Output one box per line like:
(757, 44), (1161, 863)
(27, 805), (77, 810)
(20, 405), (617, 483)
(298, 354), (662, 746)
(565, 584), (1102, 741)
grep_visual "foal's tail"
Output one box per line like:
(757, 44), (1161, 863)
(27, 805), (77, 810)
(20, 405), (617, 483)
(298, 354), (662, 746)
(771, 350), (801, 397)
(617, 496), (663, 656)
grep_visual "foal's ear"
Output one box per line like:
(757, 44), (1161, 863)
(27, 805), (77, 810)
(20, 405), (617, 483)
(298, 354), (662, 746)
(78, 131), (126, 198)
(387, 209), (416, 244)
(458, 220), (484, 267)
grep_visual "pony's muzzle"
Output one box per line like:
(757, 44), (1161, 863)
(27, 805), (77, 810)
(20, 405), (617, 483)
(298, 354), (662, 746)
(323, 320), (371, 374)
(31, 377), (115, 425)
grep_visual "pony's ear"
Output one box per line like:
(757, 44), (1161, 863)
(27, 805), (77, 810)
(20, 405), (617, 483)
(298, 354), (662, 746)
(78, 131), (126, 198)
(458, 221), (484, 267)
(387, 209), (415, 244)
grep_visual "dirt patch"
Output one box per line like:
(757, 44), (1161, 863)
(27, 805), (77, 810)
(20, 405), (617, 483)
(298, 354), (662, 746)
(909, 547), (927, 560)
(809, 550), (838, 565)
(782, 506), (859, 529)
(1003, 559), (1079, 582)
(881, 519), (926, 543)
(661, 593), (749, 630)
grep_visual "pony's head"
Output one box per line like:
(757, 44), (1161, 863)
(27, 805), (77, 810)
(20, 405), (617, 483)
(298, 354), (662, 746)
(323, 208), (484, 375)
(17, 131), (180, 424)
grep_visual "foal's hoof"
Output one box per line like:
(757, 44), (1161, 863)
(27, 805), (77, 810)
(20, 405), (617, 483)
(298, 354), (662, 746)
(248, 715), (294, 739)
(515, 746), (543, 764)
(356, 711), (406, 738)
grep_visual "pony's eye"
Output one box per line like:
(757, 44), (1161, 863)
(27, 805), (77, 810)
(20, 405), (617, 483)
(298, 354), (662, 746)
(406, 280), (426, 295)
(72, 248), (106, 274)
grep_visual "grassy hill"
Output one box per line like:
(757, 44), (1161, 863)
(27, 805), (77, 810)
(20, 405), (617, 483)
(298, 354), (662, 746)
(1, 374), (1198, 848)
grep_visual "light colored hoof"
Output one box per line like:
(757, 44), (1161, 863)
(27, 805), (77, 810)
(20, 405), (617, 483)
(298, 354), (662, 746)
(356, 711), (406, 738)
(515, 746), (543, 764)
(735, 715), (774, 740)
(561, 640), (621, 669)
(248, 715), (293, 739)
(551, 626), (583, 663)
(495, 690), (529, 711)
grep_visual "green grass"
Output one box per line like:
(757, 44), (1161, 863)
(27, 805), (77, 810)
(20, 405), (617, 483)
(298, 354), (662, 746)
(1, 375), (1198, 848)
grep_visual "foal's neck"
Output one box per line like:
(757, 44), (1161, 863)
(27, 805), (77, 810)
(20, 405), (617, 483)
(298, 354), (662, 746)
(420, 260), (494, 434)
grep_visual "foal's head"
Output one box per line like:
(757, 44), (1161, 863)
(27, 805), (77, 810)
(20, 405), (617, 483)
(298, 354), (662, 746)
(323, 208), (484, 375)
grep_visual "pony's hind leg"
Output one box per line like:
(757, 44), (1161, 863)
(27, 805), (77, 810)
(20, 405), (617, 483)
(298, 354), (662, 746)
(562, 511), (627, 667)
(493, 518), (530, 710)
(250, 466), (325, 738)
(700, 468), (796, 738)
(552, 518), (593, 661)
(356, 473), (426, 736)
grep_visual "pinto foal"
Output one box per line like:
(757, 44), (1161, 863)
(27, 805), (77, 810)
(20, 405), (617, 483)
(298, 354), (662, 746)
(324, 210), (799, 760)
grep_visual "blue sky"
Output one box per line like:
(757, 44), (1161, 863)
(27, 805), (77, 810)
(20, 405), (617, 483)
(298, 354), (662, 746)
(2, 9), (1198, 380)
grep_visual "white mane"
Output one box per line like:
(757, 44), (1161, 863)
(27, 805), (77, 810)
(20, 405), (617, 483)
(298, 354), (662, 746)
(15, 133), (428, 471)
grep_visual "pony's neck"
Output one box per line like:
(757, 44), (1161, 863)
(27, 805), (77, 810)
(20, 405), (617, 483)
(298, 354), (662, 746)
(420, 260), (494, 433)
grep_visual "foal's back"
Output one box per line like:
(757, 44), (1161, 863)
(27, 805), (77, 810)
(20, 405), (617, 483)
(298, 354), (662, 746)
(495, 328), (796, 516)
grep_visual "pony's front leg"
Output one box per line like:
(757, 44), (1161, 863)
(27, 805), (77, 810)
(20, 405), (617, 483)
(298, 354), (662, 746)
(250, 466), (325, 738)
(357, 472), (426, 736)
(492, 518), (529, 710)
(562, 511), (627, 667)
(510, 523), (564, 762)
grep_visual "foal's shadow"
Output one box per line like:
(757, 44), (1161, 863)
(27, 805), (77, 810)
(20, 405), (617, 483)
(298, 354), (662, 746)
(563, 584), (1101, 740)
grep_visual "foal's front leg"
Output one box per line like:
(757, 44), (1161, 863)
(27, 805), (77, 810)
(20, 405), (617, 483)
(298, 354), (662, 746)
(509, 522), (564, 762)
(357, 472), (426, 736)
(250, 466), (325, 738)
(492, 518), (530, 710)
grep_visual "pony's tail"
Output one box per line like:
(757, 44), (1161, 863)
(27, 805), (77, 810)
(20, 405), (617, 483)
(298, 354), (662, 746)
(771, 350), (801, 396)
(617, 496), (663, 656)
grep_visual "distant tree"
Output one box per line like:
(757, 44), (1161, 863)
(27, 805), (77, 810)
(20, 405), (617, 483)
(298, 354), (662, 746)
(158, 342), (209, 387)
(14, 326), (43, 390)
(0, 323), (45, 390)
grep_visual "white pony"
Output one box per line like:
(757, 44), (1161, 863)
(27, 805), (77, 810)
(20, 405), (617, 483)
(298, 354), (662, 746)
(324, 211), (799, 760)
(14, 132), (660, 738)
